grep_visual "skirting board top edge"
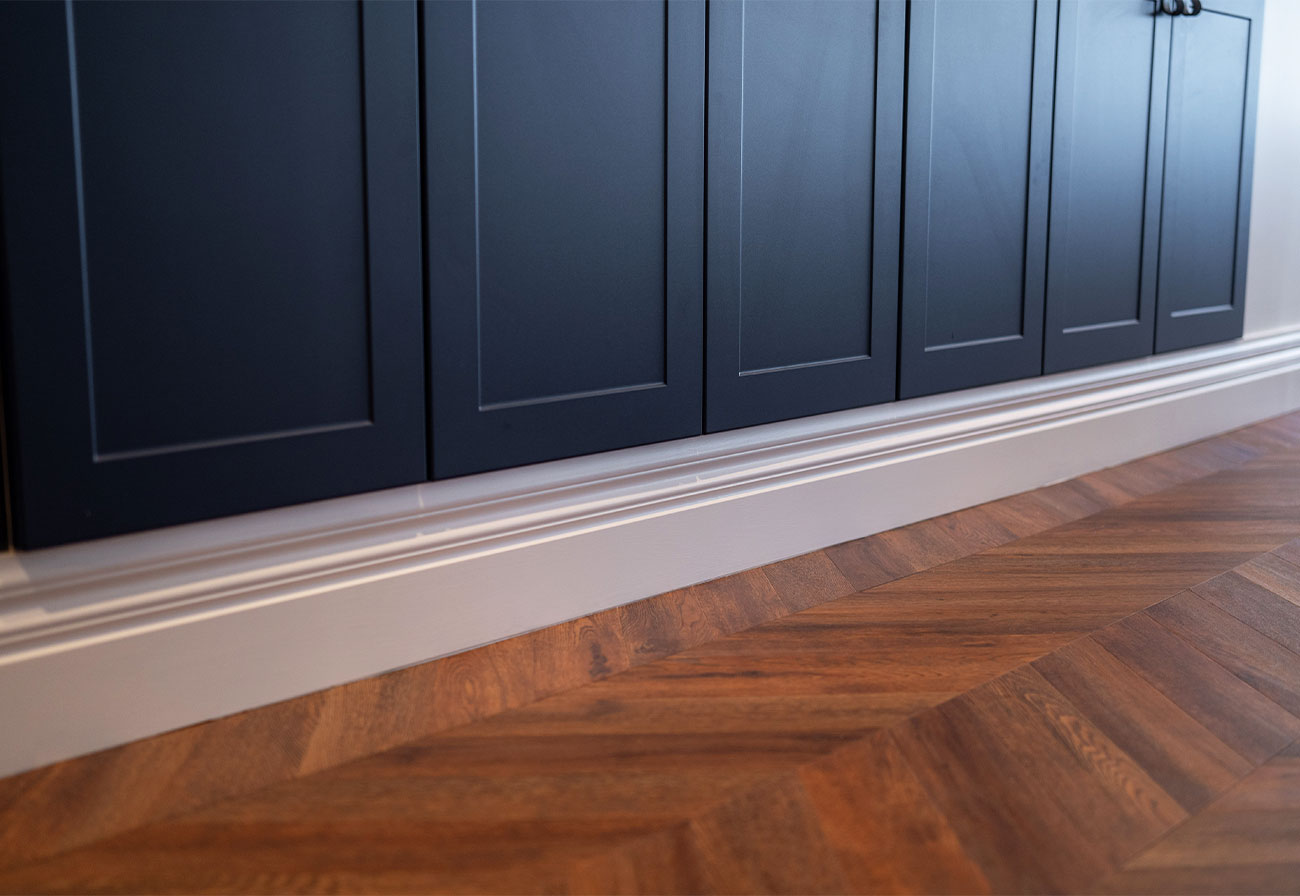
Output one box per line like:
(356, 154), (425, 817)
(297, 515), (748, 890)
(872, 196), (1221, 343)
(2, 329), (1300, 661)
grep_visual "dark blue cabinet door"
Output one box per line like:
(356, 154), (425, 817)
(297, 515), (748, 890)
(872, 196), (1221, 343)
(899, 0), (1057, 399)
(426, 1), (705, 477)
(705, 0), (904, 432)
(1044, 0), (1170, 374)
(1155, 0), (1263, 353)
(0, 1), (426, 548)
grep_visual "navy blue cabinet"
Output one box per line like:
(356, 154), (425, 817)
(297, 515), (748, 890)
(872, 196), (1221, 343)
(0, 0), (1267, 548)
(704, 0), (904, 431)
(425, 0), (705, 477)
(0, 1), (426, 547)
(1047, 0), (1262, 370)
(1044, 0), (1170, 374)
(899, 0), (1058, 399)
(1155, 0), (1263, 353)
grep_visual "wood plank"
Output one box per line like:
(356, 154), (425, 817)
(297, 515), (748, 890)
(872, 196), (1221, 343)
(1033, 634), (1252, 812)
(684, 773), (852, 895)
(1240, 551), (1300, 609)
(824, 513), (982, 591)
(799, 729), (992, 895)
(978, 487), (1089, 537)
(1167, 432), (1268, 473)
(1095, 747), (1300, 894)
(1093, 863), (1300, 895)
(759, 549), (855, 613)
(1193, 558), (1300, 656)
(1078, 451), (1204, 502)
(963, 668), (1185, 864)
(1093, 613), (1300, 764)
(528, 608), (634, 694)
(615, 567), (786, 662)
(1147, 591), (1300, 717)
(1272, 535), (1300, 569)
(618, 630), (1039, 699)
(561, 824), (708, 896)
(891, 686), (1114, 893)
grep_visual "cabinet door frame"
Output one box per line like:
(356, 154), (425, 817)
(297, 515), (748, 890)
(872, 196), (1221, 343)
(0, 0), (426, 548)
(898, 0), (1058, 399)
(425, 0), (706, 478)
(704, 0), (904, 433)
(1044, 0), (1171, 374)
(1154, 0), (1263, 353)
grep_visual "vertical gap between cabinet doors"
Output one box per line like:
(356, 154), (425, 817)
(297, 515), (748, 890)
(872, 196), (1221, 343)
(1039, 0), (1062, 375)
(417, 0), (433, 480)
(357, 0), (377, 425)
(0, 176), (12, 550)
(662, 0), (671, 401)
(1018, 0), (1038, 357)
(1153, 11), (1175, 349)
(701, 0), (711, 432)
(893, 0), (910, 401)
(1135, 1), (1160, 354)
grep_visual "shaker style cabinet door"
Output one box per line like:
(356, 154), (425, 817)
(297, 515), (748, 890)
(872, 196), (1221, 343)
(705, 0), (904, 432)
(899, 0), (1057, 398)
(1044, 0), (1170, 373)
(426, 1), (705, 477)
(0, 1), (426, 548)
(1155, 0), (1263, 353)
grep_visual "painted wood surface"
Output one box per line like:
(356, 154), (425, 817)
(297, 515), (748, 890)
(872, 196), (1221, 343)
(704, 0), (902, 431)
(899, 0), (1056, 398)
(426, 0), (705, 477)
(1156, 0), (1264, 352)
(1044, 0), (1168, 373)
(0, 0), (427, 548)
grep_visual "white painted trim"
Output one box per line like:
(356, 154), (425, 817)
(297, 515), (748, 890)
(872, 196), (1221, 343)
(4, 330), (1300, 778)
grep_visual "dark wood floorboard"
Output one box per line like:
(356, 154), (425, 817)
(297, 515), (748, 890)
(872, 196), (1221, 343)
(1092, 741), (1300, 894)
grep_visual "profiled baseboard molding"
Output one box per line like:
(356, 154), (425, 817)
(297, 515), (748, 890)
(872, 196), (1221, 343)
(3, 331), (1300, 778)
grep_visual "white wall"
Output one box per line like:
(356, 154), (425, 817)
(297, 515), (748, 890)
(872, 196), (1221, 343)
(1244, 0), (1300, 336)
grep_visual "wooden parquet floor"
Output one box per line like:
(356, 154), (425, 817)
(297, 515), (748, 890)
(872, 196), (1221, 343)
(7, 415), (1300, 893)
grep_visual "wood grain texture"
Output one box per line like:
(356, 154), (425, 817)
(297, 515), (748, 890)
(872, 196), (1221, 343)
(1034, 633), (1253, 812)
(4, 534), (1300, 893)
(5, 412), (1300, 888)
(1194, 552), (1300, 655)
(1093, 742), (1300, 894)
(1147, 591), (1300, 717)
(798, 730), (993, 895)
(1093, 612), (1300, 764)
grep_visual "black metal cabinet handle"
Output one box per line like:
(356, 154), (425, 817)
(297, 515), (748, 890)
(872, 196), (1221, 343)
(1159, 0), (1187, 13)
(1185, 0), (1203, 14)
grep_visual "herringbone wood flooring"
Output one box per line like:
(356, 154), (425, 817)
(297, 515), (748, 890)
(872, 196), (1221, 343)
(6, 415), (1300, 893)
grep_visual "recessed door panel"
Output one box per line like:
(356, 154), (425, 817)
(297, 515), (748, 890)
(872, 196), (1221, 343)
(900, 0), (1056, 398)
(427, 0), (704, 476)
(0, 0), (426, 547)
(1045, 0), (1169, 373)
(705, 0), (903, 432)
(1155, 0), (1262, 353)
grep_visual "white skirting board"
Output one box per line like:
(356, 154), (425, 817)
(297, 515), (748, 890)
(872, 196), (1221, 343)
(4, 329), (1300, 778)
